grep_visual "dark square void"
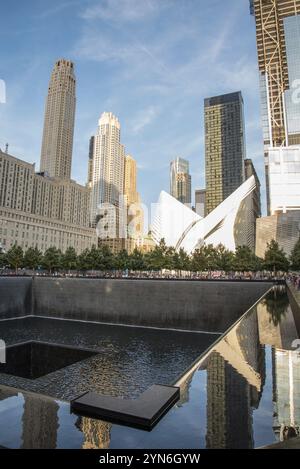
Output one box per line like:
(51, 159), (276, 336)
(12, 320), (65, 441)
(0, 341), (97, 379)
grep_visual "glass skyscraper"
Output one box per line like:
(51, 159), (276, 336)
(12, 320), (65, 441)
(170, 157), (192, 206)
(204, 92), (246, 215)
(284, 15), (300, 144)
(251, 0), (300, 214)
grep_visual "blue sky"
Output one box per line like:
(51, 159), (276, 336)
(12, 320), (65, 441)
(0, 0), (266, 213)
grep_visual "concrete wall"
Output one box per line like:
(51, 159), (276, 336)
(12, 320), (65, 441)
(287, 282), (300, 338)
(32, 278), (271, 333)
(0, 277), (32, 319)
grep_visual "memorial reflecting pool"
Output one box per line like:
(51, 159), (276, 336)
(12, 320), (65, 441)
(0, 286), (299, 448)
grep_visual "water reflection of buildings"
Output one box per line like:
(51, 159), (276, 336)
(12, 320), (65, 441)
(258, 288), (300, 442)
(0, 386), (112, 449)
(203, 308), (265, 449)
(273, 349), (300, 441)
(76, 416), (111, 449)
(0, 387), (60, 449)
(22, 395), (59, 449)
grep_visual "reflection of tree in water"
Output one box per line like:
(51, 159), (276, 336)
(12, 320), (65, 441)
(262, 287), (289, 327)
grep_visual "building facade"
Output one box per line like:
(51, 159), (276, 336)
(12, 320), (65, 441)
(0, 150), (96, 253)
(90, 112), (125, 229)
(170, 157), (191, 205)
(87, 136), (94, 188)
(195, 189), (206, 218)
(204, 92), (246, 215)
(40, 59), (76, 179)
(256, 210), (300, 257)
(124, 155), (144, 241)
(234, 159), (261, 251)
(268, 146), (300, 215)
(250, 0), (300, 212)
(152, 176), (257, 254)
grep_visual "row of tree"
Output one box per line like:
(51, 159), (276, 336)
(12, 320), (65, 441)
(1, 238), (299, 273)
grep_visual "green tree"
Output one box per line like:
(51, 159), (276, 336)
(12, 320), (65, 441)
(203, 244), (219, 271)
(62, 247), (78, 272)
(214, 244), (234, 272)
(191, 246), (208, 271)
(23, 246), (42, 270)
(99, 245), (115, 270)
(173, 248), (190, 271)
(114, 249), (130, 270)
(164, 246), (176, 270)
(129, 248), (145, 271)
(264, 239), (289, 273)
(85, 245), (101, 270)
(6, 244), (24, 272)
(78, 248), (91, 271)
(0, 248), (6, 268)
(233, 245), (263, 272)
(42, 247), (62, 273)
(290, 237), (300, 271)
(145, 239), (167, 270)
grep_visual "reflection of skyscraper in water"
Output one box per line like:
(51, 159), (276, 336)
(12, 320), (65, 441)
(21, 395), (59, 449)
(206, 351), (253, 449)
(273, 348), (300, 441)
(205, 309), (265, 448)
(76, 416), (111, 449)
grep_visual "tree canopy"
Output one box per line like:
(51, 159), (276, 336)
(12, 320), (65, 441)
(0, 237), (296, 273)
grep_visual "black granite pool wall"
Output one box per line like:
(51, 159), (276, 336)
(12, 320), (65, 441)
(32, 278), (271, 333)
(287, 282), (300, 338)
(0, 277), (32, 319)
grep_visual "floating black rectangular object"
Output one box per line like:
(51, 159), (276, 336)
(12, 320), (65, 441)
(71, 384), (180, 430)
(0, 341), (97, 379)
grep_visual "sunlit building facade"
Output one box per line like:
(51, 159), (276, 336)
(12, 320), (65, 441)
(268, 146), (300, 214)
(152, 176), (257, 254)
(256, 210), (300, 257)
(40, 59), (76, 179)
(250, 0), (300, 213)
(124, 155), (144, 244)
(0, 150), (96, 253)
(89, 113), (125, 254)
(170, 157), (191, 206)
(204, 92), (246, 215)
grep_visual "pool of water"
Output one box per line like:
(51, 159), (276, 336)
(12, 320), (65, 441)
(0, 286), (299, 448)
(0, 317), (217, 400)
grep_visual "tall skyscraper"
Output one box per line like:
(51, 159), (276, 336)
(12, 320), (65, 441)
(204, 92), (246, 215)
(124, 154), (144, 241)
(170, 157), (191, 205)
(40, 59), (76, 179)
(87, 136), (94, 187)
(250, 0), (300, 213)
(124, 155), (138, 205)
(90, 112), (125, 251)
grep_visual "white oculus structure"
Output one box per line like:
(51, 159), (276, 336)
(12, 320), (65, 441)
(152, 175), (256, 254)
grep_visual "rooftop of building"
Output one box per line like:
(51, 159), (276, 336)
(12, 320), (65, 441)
(204, 91), (243, 108)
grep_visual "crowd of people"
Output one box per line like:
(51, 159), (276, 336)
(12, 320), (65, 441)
(290, 274), (300, 290)
(0, 267), (289, 282)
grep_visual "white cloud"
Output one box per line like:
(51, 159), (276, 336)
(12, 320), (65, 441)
(131, 106), (160, 134)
